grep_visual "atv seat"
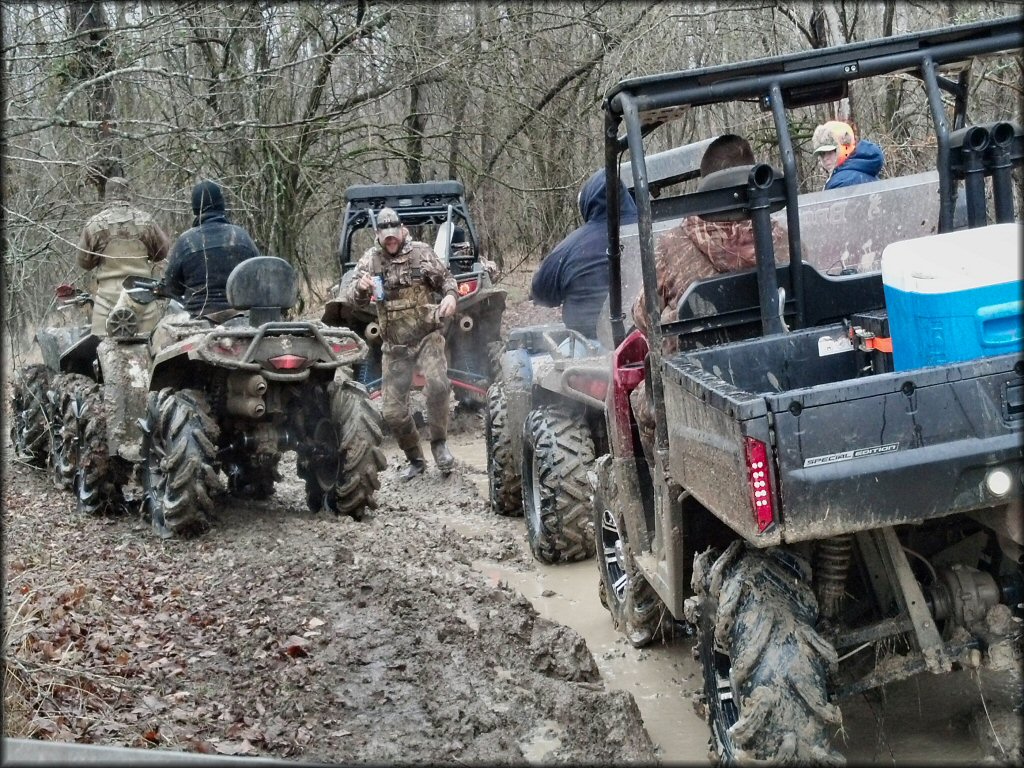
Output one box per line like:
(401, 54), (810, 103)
(226, 256), (299, 325)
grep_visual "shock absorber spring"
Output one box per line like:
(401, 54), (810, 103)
(815, 535), (853, 619)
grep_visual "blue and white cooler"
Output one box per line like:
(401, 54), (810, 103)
(881, 222), (1022, 372)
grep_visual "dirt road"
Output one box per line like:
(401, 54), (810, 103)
(4, 415), (1021, 764)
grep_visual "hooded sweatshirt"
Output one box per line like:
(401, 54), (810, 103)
(530, 170), (639, 339)
(825, 139), (884, 190)
(164, 180), (260, 316)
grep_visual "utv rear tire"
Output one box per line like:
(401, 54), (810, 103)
(10, 364), (51, 466)
(76, 384), (126, 516)
(522, 406), (596, 563)
(143, 388), (219, 538)
(690, 542), (843, 764)
(594, 466), (667, 648)
(47, 374), (94, 491)
(485, 383), (521, 517)
(299, 382), (385, 520)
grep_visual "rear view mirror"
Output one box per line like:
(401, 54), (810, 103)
(122, 275), (159, 305)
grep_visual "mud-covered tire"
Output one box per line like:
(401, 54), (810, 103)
(594, 467), (667, 648)
(688, 542), (843, 763)
(10, 364), (51, 466)
(522, 406), (596, 563)
(486, 340), (504, 383)
(142, 388), (220, 538)
(299, 383), (385, 520)
(485, 383), (521, 517)
(47, 374), (94, 491)
(76, 384), (126, 516)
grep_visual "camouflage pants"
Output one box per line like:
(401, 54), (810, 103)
(629, 378), (656, 468)
(381, 331), (450, 452)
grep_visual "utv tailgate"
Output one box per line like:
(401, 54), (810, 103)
(663, 324), (1023, 544)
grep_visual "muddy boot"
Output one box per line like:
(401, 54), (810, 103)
(431, 439), (455, 475)
(401, 446), (426, 481)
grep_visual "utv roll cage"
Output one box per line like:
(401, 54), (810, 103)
(602, 15), (1023, 452)
(336, 181), (481, 274)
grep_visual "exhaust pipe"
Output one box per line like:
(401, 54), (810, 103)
(458, 315), (474, 332)
(365, 322), (383, 345)
(228, 372), (268, 398)
(226, 395), (266, 419)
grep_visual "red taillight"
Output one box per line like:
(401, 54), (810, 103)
(567, 373), (608, 402)
(744, 436), (775, 533)
(457, 278), (479, 297)
(268, 354), (308, 370)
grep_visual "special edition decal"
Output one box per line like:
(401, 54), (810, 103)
(803, 442), (899, 468)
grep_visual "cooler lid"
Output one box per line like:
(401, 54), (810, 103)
(881, 222), (1022, 294)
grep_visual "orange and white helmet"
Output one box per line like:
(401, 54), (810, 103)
(812, 121), (857, 166)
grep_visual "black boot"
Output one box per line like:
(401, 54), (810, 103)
(431, 440), (455, 474)
(401, 446), (426, 481)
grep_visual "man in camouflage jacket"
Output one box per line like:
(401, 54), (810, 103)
(76, 176), (171, 336)
(343, 207), (459, 480)
(630, 135), (789, 465)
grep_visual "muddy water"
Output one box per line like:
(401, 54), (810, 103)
(447, 431), (1020, 765)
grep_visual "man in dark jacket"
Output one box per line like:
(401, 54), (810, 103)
(529, 170), (639, 339)
(812, 120), (884, 190)
(164, 180), (259, 317)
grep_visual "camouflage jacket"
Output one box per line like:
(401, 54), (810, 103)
(632, 216), (789, 350)
(344, 237), (458, 348)
(76, 202), (170, 310)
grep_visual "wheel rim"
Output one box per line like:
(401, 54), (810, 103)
(600, 508), (629, 604)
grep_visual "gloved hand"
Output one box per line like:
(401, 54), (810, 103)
(438, 294), (457, 319)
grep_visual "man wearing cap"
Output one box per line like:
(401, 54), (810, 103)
(163, 180), (260, 319)
(343, 207), (460, 480)
(76, 176), (171, 336)
(812, 120), (884, 190)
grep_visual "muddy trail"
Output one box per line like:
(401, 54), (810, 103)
(4, 413), (1022, 766)
(2, 408), (659, 763)
(3, 280), (1021, 765)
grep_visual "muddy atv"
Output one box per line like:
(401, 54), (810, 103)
(8, 285), (148, 513)
(322, 180), (507, 409)
(597, 17), (1022, 763)
(132, 256), (386, 538)
(484, 143), (712, 564)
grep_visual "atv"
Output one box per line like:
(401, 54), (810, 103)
(321, 180), (507, 409)
(484, 142), (714, 565)
(596, 16), (1022, 762)
(9, 284), (155, 514)
(125, 256), (386, 538)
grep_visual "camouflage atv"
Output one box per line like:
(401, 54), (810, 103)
(322, 181), (507, 409)
(129, 256), (386, 538)
(9, 284), (152, 515)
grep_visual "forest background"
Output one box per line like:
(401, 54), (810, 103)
(3, 0), (1021, 361)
